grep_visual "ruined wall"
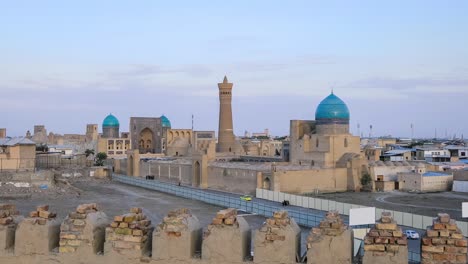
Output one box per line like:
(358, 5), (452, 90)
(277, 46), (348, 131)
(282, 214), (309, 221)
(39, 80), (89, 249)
(206, 166), (259, 194)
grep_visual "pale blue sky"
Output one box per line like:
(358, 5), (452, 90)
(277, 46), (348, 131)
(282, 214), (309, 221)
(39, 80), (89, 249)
(1, 1), (467, 138)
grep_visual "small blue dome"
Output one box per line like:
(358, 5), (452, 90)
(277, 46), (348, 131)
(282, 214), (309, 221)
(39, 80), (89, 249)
(103, 114), (119, 127)
(315, 93), (350, 121)
(161, 115), (171, 128)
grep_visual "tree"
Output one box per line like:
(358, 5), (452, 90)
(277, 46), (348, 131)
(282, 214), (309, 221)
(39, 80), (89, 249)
(94, 152), (108, 166)
(360, 173), (372, 187)
(85, 149), (95, 158)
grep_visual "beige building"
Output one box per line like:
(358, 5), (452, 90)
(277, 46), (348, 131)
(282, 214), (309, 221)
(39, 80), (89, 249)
(0, 137), (36, 171)
(166, 129), (193, 156)
(398, 171), (453, 192)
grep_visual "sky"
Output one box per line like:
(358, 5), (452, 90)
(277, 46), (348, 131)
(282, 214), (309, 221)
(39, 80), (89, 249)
(1, 1), (468, 139)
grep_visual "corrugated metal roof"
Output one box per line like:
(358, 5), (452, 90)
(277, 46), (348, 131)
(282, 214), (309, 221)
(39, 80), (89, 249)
(0, 137), (36, 146)
(422, 171), (451, 177)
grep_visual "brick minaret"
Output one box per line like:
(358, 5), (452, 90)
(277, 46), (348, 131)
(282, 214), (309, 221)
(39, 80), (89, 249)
(217, 76), (235, 153)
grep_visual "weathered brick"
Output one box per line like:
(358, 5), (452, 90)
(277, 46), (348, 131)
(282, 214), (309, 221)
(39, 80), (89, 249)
(36, 205), (49, 212)
(455, 239), (467, 247)
(37, 218), (47, 225)
(432, 253), (447, 261)
(224, 216), (236, 225)
(426, 229), (439, 237)
(375, 237), (389, 244)
(0, 217), (13, 225)
(59, 246), (76, 253)
(375, 223), (397, 231)
(114, 228), (132, 235)
(273, 211), (288, 219)
(60, 233), (77, 240)
(73, 219), (85, 226)
(451, 232), (463, 239)
(386, 245), (399, 252)
(433, 222), (446, 230)
(39, 210), (56, 219)
(114, 215), (124, 222)
(422, 245), (444, 253)
(456, 254), (467, 263)
(212, 218), (223, 225)
(110, 222), (119, 228)
(422, 237), (432, 246)
(364, 237), (374, 245)
(364, 244), (385, 251)
(67, 240), (81, 246)
(396, 237), (408, 245)
(431, 238), (446, 245)
(130, 207), (142, 214)
(379, 230), (392, 237)
(133, 229), (144, 236)
(368, 230), (380, 237)
(119, 222), (129, 228)
(393, 230), (403, 237)
(29, 211), (39, 217)
(439, 230), (450, 237)
(69, 213), (87, 219)
(438, 213), (450, 223)
(123, 214), (136, 223)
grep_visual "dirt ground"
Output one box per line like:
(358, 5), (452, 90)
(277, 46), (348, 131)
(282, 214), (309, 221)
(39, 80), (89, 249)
(317, 191), (468, 220)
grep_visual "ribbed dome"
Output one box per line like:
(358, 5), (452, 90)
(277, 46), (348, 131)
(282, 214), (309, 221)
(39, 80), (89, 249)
(103, 114), (120, 127)
(161, 115), (171, 128)
(315, 92), (350, 121)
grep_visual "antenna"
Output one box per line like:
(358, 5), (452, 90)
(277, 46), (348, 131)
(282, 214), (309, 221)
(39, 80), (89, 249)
(411, 123), (414, 140)
(191, 114), (194, 131)
(369, 125), (373, 138)
(357, 123), (360, 137)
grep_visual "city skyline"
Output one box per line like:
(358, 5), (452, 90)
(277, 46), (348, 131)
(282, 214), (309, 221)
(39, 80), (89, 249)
(1, 1), (468, 138)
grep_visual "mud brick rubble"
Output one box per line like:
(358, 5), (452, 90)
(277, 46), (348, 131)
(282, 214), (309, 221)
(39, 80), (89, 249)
(421, 213), (468, 264)
(25, 204), (56, 225)
(59, 203), (99, 253)
(0, 204), (19, 225)
(258, 210), (291, 242)
(156, 208), (192, 238)
(307, 210), (347, 248)
(363, 212), (407, 256)
(106, 207), (151, 251)
(204, 208), (238, 238)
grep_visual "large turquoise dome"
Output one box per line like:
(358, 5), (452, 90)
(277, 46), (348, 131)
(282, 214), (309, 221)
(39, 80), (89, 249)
(315, 92), (350, 123)
(161, 115), (171, 128)
(103, 114), (120, 127)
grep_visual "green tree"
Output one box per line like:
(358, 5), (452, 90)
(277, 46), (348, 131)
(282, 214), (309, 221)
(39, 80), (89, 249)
(94, 152), (108, 166)
(85, 149), (95, 158)
(360, 173), (372, 186)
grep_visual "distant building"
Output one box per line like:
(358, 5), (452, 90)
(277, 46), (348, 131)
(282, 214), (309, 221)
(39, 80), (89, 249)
(130, 115), (171, 154)
(98, 114), (131, 158)
(0, 137), (36, 171)
(398, 170), (453, 192)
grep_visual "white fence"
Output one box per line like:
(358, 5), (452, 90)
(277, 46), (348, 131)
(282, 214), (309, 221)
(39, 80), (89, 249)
(453, 180), (468, 193)
(256, 188), (468, 237)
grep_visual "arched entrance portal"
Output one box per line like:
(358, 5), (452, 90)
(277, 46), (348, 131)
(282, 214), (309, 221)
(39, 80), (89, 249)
(139, 128), (154, 153)
(194, 161), (201, 187)
(263, 177), (271, 190)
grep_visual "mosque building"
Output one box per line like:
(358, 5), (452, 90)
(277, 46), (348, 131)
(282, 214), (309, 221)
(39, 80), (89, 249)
(98, 114), (131, 158)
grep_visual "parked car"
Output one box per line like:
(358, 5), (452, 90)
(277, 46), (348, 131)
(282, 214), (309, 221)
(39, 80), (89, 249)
(240, 195), (252, 201)
(404, 230), (420, 239)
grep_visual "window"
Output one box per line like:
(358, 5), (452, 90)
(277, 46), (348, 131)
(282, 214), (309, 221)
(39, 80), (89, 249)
(344, 138), (348, 148)
(316, 138), (319, 148)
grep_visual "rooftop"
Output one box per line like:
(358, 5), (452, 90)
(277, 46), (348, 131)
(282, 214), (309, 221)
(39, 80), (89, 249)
(0, 137), (36, 146)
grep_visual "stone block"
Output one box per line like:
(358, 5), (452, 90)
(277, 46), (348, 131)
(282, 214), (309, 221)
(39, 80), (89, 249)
(203, 216), (251, 263)
(375, 223), (397, 231)
(254, 216), (300, 264)
(15, 218), (61, 255)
